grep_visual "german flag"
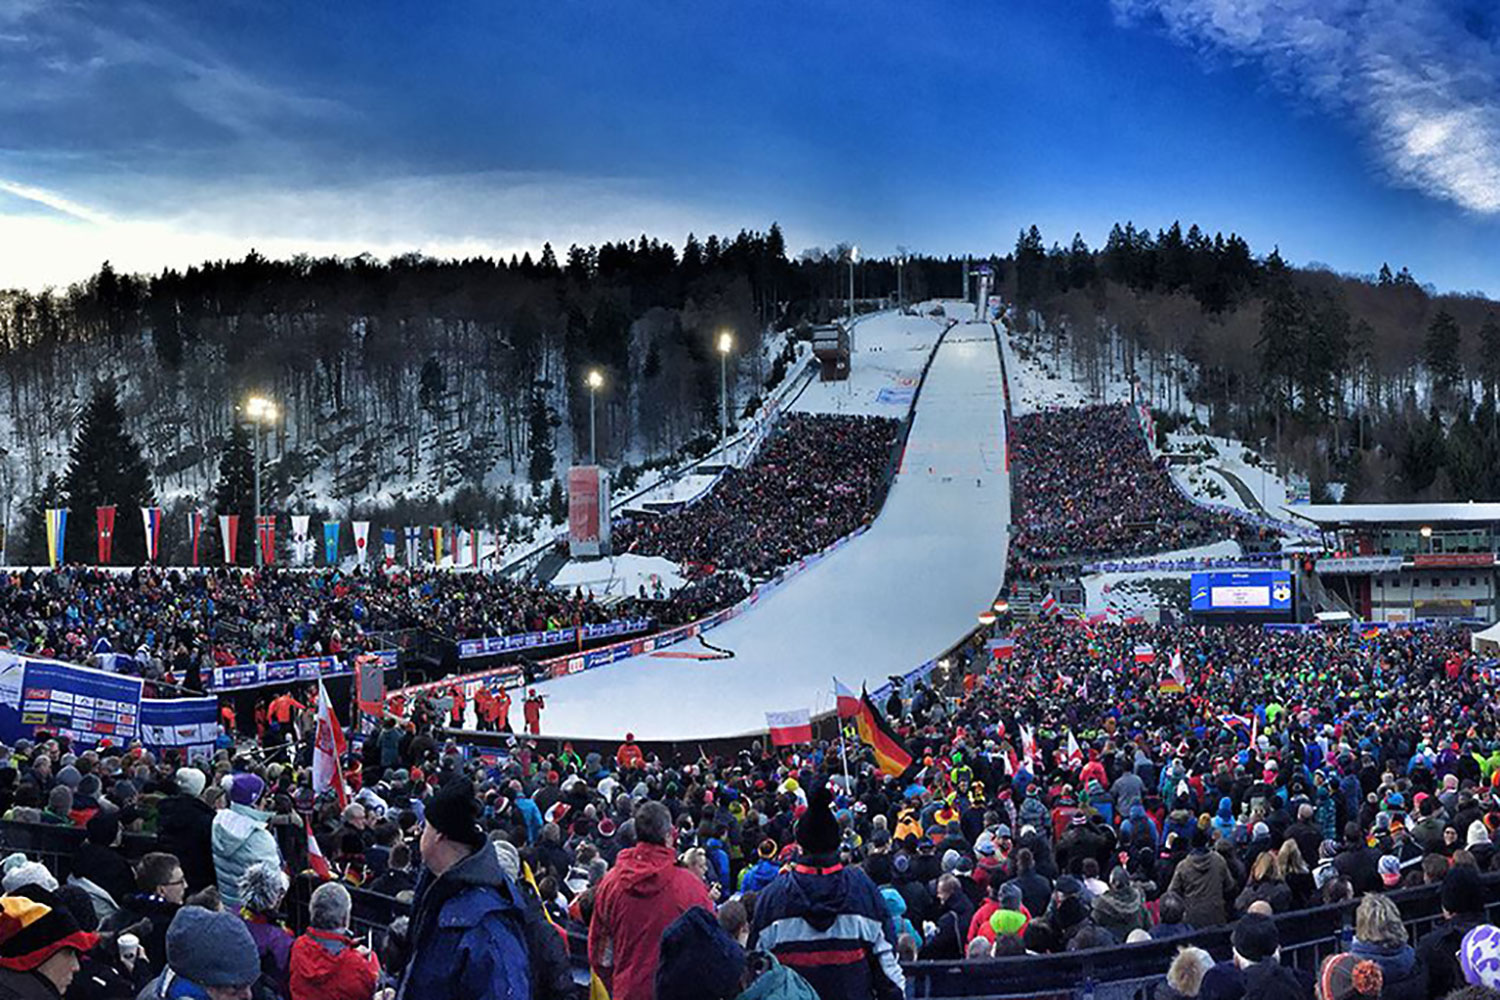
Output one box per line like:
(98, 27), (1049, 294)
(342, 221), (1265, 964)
(855, 686), (913, 777)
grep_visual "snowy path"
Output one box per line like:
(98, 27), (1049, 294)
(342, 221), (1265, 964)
(532, 317), (1010, 740)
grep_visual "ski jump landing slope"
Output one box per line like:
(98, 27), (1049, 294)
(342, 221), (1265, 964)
(538, 313), (1010, 740)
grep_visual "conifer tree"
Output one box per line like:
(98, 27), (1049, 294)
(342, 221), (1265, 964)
(1425, 309), (1463, 400)
(61, 382), (155, 564)
(213, 423), (256, 564)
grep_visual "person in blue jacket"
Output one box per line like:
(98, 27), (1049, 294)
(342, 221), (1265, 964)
(740, 839), (783, 894)
(396, 778), (531, 1000)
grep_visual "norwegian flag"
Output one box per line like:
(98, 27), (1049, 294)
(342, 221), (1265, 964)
(305, 815), (331, 880)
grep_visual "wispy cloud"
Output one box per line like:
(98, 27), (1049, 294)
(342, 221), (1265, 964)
(1112, 0), (1500, 213)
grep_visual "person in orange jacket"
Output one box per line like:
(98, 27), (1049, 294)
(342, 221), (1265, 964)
(617, 733), (645, 771)
(495, 687), (513, 732)
(524, 689), (545, 735)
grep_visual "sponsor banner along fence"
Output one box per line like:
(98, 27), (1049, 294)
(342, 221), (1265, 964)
(139, 697), (219, 763)
(207, 649), (397, 693)
(456, 619), (653, 660)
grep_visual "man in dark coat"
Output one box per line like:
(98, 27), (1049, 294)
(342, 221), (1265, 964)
(1415, 866), (1487, 998)
(917, 874), (975, 960)
(154, 768), (215, 892)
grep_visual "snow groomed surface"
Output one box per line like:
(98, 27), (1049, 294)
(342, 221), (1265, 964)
(533, 307), (1010, 740)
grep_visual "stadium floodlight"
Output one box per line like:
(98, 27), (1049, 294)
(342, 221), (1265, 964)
(242, 394), (278, 568)
(586, 369), (604, 465)
(1420, 525), (1433, 538)
(993, 600), (1009, 614)
(978, 612), (997, 626)
(717, 332), (734, 442)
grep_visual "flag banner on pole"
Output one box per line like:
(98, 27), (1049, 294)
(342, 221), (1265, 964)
(1133, 644), (1156, 665)
(354, 653), (387, 719)
(431, 527), (443, 566)
(352, 520), (369, 564)
(312, 679), (348, 808)
(255, 515), (276, 565)
(218, 514), (239, 565)
(471, 528), (480, 567)
(381, 527), (396, 563)
(1065, 730), (1084, 770)
(44, 508), (67, 568)
(855, 687), (913, 777)
(833, 676), (860, 719)
(1039, 594), (1060, 618)
(1159, 649), (1186, 693)
(404, 526), (419, 565)
(322, 521), (340, 565)
(450, 526), (460, 566)
(141, 507), (162, 563)
(291, 515), (311, 566)
(988, 635), (1016, 660)
(189, 511), (204, 566)
(766, 707), (812, 746)
(1020, 724), (1039, 773)
(304, 815), (332, 880)
(96, 506), (115, 564)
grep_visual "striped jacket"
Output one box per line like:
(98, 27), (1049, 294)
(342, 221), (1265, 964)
(750, 860), (905, 1000)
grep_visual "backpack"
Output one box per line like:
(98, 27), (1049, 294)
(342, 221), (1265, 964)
(736, 953), (820, 1000)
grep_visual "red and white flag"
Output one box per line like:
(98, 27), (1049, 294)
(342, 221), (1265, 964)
(766, 708), (812, 746)
(1039, 594), (1060, 618)
(1065, 730), (1083, 770)
(1020, 725), (1039, 773)
(1133, 644), (1156, 664)
(833, 677), (860, 719)
(304, 815), (332, 880)
(312, 680), (348, 808)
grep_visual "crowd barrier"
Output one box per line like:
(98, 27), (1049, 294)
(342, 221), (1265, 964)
(1082, 552), (1286, 575)
(206, 648), (398, 693)
(456, 618), (653, 660)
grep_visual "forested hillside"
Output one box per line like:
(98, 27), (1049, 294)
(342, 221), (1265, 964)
(1005, 222), (1500, 505)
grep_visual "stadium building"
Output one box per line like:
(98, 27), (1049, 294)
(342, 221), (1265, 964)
(1290, 502), (1500, 623)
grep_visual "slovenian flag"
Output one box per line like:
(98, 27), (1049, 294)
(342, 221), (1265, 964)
(832, 677), (860, 719)
(1219, 713), (1255, 742)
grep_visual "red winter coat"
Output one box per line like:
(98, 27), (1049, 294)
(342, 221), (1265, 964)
(588, 842), (714, 1000)
(289, 927), (380, 1000)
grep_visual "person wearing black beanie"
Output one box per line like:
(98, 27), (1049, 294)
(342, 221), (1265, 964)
(396, 778), (532, 998)
(1416, 865), (1488, 996)
(751, 783), (906, 1000)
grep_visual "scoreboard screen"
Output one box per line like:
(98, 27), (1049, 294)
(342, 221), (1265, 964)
(1190, 570), (1293, 612)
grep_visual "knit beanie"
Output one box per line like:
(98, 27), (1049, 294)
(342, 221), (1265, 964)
(165, 907), (260, 987)
(226, 773), (265, 807)
(795, 786), (840, 856)
(1461, 924), (1500, 988)
(492, 839), (521, 882)
(176, 767), (206, 798)
(0, 885), (98, 971)
(1319, 954), (1383, 1000)
(238, 861), (289, 914)
(426, 779), (485, 848)
(1, 862), (56, 895)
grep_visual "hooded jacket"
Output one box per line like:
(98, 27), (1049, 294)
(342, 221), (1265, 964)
(1091, 883), (1149, 943)
(396, 842), (530, 1000)
(211, 802), (282, 911)
(751, 857), (904, 1000)
(589, 841), (715, 1000)
(1167, 849), (1235, 928)
(289, 927), (380, 1000)
(156, 793), (216, 892)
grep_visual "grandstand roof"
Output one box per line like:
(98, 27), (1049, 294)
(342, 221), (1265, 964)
(1285, 503), (1500, 527)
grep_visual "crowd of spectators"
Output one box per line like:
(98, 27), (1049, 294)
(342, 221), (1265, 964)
(0, 566), (642, 682)
(1009, 404), (1241, 566)
(0, 615), (1495, 998)
(613, 413), (899, 580)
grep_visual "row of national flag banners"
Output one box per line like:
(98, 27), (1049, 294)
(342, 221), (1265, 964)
(39, 506), (507, 570)
(763, 677), (915, 778)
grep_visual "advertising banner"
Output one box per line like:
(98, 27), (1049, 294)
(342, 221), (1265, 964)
(139, 697), (219, 764)
(4, 655), (144, 748)
(568, 466), (612, 558)
(455, 618), (652, 660)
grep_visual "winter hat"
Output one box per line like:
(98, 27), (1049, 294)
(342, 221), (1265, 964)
(1461, 924), (1500, 988)
(1470, 820), (1493, 849)
(492, 839), (521, 883)
(54, 766), (81, 790)
(0, 885), (97, 971)
(426, 779), (485, 848)
(941, 849), (962, 874)
(1232, 914), (1279, 964)
(998, 883), (1023, 910)
(655, 906), (745, 1000)
(795, 787), (840, 855)
(1444, 866), (1486, 916)
(757, 839), (778, 861)
(1378, 855), (1402, 887)
(165, 907), (260, 987)
(226, 773), (265, 807)
(175, 767), (206, 797)
(1313, 863), (1339, 892)
(1, 862), (56, 895)
(1319, 953), (1383, 1000)
(238, 861), (288, 913)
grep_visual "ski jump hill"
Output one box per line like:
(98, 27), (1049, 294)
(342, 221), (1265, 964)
(535, 303), (1011, 740)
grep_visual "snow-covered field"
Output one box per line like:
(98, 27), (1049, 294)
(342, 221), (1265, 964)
(1163, 430), (1296, 517)
(532, 309), (1009, 739)
(1081, 540), (1243, 617)
(789, 307), (951, 418)
(550, 553), (687, 601)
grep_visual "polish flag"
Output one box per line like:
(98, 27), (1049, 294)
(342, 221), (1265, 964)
(766, 708), (813, 746)
(305, 815), (331, 880)
(312, 680), (348, 809)
(833, 677), (860, 719)
(1065, 730), (1084, 770)
(1134, 644), (1157, 664)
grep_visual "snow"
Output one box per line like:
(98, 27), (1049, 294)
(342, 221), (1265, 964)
(1081, 540), (1244, 617)
(1288, 502), (1500, 525)
(531, 310), (1010, 739)
(619, 474), (719, 512)
(1164, 430), (1294, 518)
(789, 306), (951, 418)
(550, 554), (687, 601)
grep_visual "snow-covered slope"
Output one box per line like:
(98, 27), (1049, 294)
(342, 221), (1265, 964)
(532, 310), (1009, 739)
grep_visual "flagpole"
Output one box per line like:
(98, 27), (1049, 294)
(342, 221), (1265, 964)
(833, 677), (851, 791)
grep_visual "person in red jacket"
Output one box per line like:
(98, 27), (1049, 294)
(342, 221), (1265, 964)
(616, 733), (645, 771)
(289, 881), (380, 1000)
(523, 689), (545, 735)
(589, 800), (713, 1000)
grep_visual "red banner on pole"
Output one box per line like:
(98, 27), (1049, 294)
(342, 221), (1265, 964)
(189, 511), (204, 566)
(96, 506), (115, 564)
(256, 515), (276, 565)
